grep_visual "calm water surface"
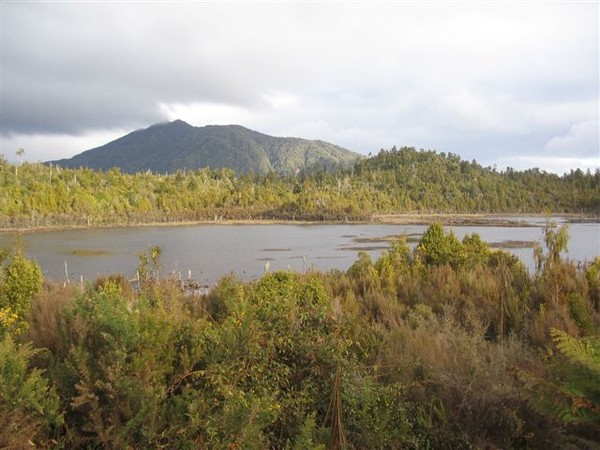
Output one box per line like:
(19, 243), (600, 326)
(1, 219), (599, 285)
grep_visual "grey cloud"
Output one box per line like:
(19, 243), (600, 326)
(1, 2), (598, 174)
(2, 69), (163, 134)
(2, 3), (270, 135)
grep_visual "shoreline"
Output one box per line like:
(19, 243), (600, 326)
(372, 213), (599, 226)
(1, 213), (597, 235)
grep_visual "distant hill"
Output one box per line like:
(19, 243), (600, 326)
(50, 120), (361, 174)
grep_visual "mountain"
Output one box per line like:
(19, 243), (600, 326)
(50, 120), (361, 174)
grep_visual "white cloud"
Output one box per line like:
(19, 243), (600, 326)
(1, 129), (128, 164)
(545, 120), (599, 157)
(262, 92), (300, 109)
(430, 89), (517, 132)
(529, 100), (598, 129)
(158, 102), (253, 127)
(495, 155), (600, 175)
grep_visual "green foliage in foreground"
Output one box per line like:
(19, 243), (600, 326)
(0, 335), (62, 447)
(516, 329), (600, 444)
(2, 146), (599, 229)
(0, 223), (599, 448)
(0, 246), (43, 334)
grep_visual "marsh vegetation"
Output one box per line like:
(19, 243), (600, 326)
(1, 223), (599, 448)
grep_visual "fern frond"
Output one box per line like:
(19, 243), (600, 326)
(550, 328), (600, 373)
(515, 328), (600, 428)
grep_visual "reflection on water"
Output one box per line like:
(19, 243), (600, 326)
(1, 218), (598, 285)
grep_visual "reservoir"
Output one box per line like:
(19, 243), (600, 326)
(1, 218), (599, 285)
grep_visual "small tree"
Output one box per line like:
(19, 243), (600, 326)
(0, 248), (43, 334)
(533, 221), (573, 310)
(416, 223), (464, 268)
(462, 232), (490, 267)
(14, 147), (24, 179)
(150, 245), (162, 279)
(534, 221), (569, 274)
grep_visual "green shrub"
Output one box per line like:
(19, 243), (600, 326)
(567, 293), (595, 334)
(586, 257), (600, 311)
(197, 272), (344, 448)
(416, 223), (465, 269)
(343, 376), (415, 449)
(0, 334), (62, 447)
(0, 248), (43, 335)
(51, 281), (206, 448)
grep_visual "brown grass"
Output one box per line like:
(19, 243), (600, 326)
(27, 281), (77, 354)
(0, 406), (41, 450)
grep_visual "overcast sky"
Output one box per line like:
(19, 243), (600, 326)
(1, 2), (598, 174)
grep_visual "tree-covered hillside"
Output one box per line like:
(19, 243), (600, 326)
(2, 146), (598, 229)
(49, 120), (360, 175)
(352, 147), (599, 212)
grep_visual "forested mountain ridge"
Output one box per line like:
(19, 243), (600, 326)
(2, 146), (598, 229)
(49, 120), (361, 175)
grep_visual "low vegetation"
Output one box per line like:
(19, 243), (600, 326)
(2, 146), (599, 230)
(1, 222), (599, 448)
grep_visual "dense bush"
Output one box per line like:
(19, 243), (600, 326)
(1, 223), (599, 448)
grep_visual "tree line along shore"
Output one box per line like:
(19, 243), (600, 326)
(1, 146), (598, 231)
